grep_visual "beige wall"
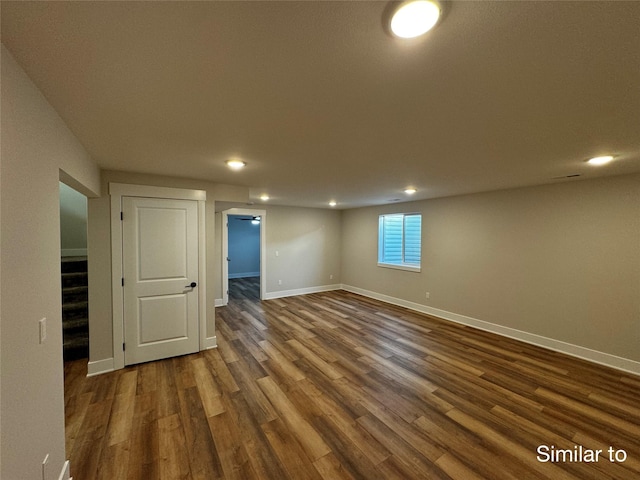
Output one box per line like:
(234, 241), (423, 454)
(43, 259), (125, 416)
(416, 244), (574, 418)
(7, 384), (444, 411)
(262, 205), (342, 295)
(342, 174), (640, 363)
(1, 45), (100, 480)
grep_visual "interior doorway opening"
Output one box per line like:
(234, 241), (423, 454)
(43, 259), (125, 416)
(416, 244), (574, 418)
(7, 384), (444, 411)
(59, 181), (89, 362)
(222, 208), (267, 305)
(227, 214), (261, 301)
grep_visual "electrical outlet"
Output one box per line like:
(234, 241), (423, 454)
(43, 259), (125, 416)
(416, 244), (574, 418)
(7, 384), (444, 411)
(425, 292), (430, 299)
(39, 318), (47, 344)
(330, 274), (333, 280)
(278, 279), (282, 285)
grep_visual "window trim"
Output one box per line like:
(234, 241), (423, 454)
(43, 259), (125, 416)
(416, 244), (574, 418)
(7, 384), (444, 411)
(376, 261), (421, 273)
(377, 212), (422, 273)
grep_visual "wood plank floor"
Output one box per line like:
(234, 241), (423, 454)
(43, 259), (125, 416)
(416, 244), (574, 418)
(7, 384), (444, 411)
(65, 278), (640, 479)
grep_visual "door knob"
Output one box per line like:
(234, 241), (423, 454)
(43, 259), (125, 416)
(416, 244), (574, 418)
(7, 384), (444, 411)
(185, 282), (197, 288)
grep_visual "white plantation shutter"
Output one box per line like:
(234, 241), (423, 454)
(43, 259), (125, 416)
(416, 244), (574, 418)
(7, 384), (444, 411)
(380, 214), (404, 264)
(378, 213), (421, 270)
(403, 214), (421, 265)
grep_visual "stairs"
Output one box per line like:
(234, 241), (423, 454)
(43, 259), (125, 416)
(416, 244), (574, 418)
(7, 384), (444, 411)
(62, 256), (89, 361)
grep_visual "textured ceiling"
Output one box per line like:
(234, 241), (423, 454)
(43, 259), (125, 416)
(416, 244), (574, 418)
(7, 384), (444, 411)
(2, 1), (639, 208)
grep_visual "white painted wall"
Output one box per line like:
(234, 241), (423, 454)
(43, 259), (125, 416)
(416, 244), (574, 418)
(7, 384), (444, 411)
(263, 205), (342, 296)
(1, 45), (100, 480)
(342, 174), (640, 366)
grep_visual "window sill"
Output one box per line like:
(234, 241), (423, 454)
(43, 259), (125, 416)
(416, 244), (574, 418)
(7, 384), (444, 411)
(377, 262), (421, 273)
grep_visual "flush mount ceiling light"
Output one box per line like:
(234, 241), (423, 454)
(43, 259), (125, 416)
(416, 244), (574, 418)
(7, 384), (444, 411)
(587, 155), (614, 166)
(260, 194), (270, 201)
(404, 187), (417, 195)
(390, 0), (441, 39)
(329, 201), (337, 207)
(226, 158), (246, 170)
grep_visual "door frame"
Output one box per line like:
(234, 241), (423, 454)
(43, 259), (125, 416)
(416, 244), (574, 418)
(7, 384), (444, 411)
(222, 208), (267, 305)
(110, 183), (206, 371)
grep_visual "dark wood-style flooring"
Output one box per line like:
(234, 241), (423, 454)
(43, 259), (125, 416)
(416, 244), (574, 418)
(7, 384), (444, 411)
(65, 277), (640, 479)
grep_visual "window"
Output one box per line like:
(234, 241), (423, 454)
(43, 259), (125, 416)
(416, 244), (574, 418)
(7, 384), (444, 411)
(378, 213), (422, 271)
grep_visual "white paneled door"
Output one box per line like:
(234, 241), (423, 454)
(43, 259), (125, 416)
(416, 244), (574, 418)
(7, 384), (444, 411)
(122, 196), (200, 366)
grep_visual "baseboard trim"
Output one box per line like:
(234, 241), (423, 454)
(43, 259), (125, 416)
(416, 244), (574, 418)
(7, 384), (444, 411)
(88, 337), (217, 376)
(264, 284), (341, 300)
(215, 298), (226, 307)
(58, 460), (71, 480)
(87, 357), (114, 377)
(341, 284), (640, 377)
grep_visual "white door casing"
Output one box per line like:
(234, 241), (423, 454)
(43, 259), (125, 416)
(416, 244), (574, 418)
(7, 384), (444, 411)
(109, 183), (207, 372)
(122, 196), (199, 365)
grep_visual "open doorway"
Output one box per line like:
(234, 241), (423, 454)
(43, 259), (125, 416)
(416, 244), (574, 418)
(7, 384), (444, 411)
(228, 214), (261, 301)
(222, 208), (266, 305)
(59, 182), (89, 361)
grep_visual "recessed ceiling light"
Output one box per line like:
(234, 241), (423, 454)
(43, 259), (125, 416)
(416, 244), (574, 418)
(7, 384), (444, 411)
(260, 194), (270, 201)
(226, 158), (246, 170)
(329, 201), (337, 207)
(587, 155), (614, 166)
(404, 187), (417, 194)
(390, 0), (441, 39)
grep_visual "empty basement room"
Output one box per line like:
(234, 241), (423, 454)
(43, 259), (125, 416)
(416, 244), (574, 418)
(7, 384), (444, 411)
(1, 1), (639, 479)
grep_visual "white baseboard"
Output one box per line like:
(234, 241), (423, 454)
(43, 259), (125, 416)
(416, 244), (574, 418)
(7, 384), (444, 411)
(228, 272), (260, 279)
(61, 248), (87, 257)
(341, 284), (640, 377)
(264, 284), (341, 300)
(204, 336), (218, 349)
(215, 298), (226, 307)
(58, 460), (71, 480)
(87, 357), (114, 377)
(88, 339), (217, 376)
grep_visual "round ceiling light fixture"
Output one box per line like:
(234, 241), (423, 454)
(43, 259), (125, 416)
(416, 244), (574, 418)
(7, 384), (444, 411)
(390, 0), (441, 39)
(226, 158), (246, 170)
(404, 187), (417, 195)
(586, 155), (614, 166)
